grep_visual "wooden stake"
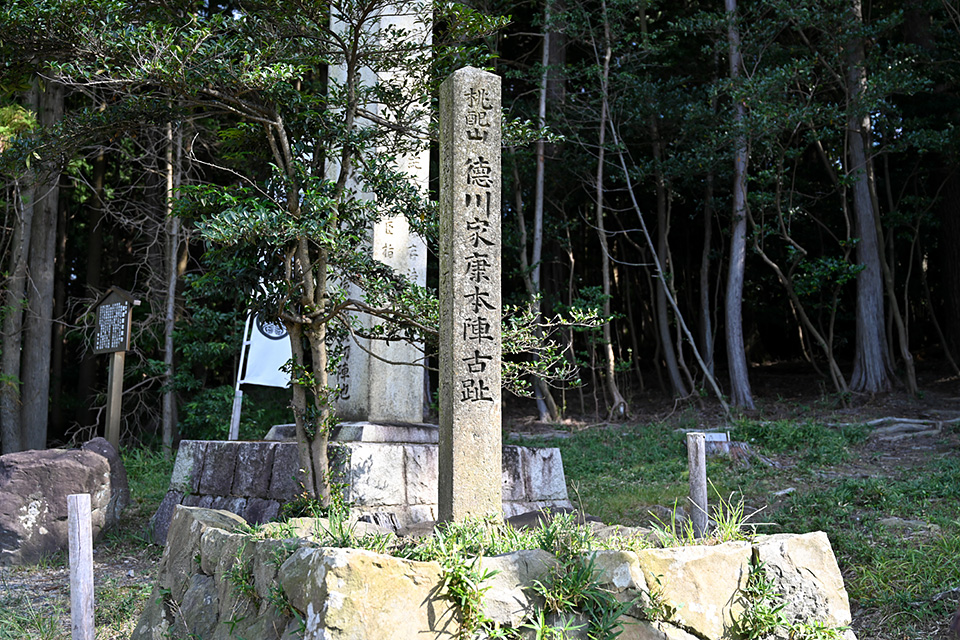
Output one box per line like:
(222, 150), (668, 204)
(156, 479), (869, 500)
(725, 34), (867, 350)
(68, 494), (94, 640)
(686, 432), (708, 538)
(105, 350), (125, 450)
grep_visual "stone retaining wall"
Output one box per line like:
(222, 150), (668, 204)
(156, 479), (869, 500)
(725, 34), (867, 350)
(150, 440), (572, 543)
(133, 506), (856, 640)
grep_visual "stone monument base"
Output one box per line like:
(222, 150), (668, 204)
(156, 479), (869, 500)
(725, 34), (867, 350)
(149, 431), (572, 544)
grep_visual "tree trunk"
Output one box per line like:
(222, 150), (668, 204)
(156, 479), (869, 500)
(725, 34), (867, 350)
(594, 13), (627, 419)
(724, 0), (755, 409)
(161, 118), (183, 456)
(50, 175), (69, 436)
(1, 83), (39, 454)
(20, 80), (63, 450)
(846, 0), (894, 393)
(700, 172), (715, 376)
(651, 116), (688, 397)
(76, 149), (106, 431)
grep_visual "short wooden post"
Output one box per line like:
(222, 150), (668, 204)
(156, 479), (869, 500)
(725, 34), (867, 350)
(105, 350), (125, 450)
(686, 432), (708, 538)
(68, 493), (94, 640)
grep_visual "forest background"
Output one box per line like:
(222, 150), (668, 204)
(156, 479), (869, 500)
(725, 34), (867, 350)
(1, 0), (959, 455)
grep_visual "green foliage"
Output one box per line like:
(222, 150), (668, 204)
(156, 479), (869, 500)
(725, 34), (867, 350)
(730, 420), (869, 465)
(122, 447), (175, 508)
(225, 542), (260, 604)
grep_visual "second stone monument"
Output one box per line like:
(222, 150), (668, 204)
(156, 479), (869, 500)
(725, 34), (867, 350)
(438, 66), (503, 522)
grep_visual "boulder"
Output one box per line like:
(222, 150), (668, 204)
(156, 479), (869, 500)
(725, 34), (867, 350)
(0, 445), (125, 565)
(81, 437), (130, 523)
(480, 549), (559, 626)
(278, 546), (459, 639)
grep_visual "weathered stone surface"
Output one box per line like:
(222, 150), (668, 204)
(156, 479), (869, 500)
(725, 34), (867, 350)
(522, 447), (568, 501)
(617, 617), (701, 640)
(179, 573), (220, 639)
(481, 549), (558, 626)
(405, 444), (438, 505)
(233, 441), (276, 497)
(136, 508), (856, 640)
(502, 446), (525, 501)
(129, 586), (175, 640)
(148, 490), (184, 544)
(81, 437), (130, 523)
(169, 440), (205, 493)
(278, 546), (458, 639)
(635, 540), (753, 640)
(244, 497), (281, 525)
(438, 66), (503, 523)
(199, 526), (246, 576)
(269, 442), (302, 500)
(265, 424), (297, 441)
(337, 422), (440, 444)
(158, 506), (247, 601)
(0, 448), (114, 565)
(340, 443), (407, 506)
(197, 441), (239, 495)
(754, 532), (853, 631)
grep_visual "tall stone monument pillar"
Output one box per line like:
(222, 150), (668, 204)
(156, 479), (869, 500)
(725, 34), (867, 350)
(438, 67), (502, 522)
(328, 3), (430, 424)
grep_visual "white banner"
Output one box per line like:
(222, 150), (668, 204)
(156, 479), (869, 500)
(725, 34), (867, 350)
(241, 314), (291, 388)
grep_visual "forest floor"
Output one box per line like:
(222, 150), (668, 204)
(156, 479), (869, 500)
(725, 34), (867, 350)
(1, 360), (958, 639)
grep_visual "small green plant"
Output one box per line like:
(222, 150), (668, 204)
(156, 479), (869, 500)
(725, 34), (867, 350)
(520, 610), (584, 639)
(225, 541), (260, 604)
(649, 501), (697, 547)
(429, 527), (501, 638)
(639, 575), (675, 622)
(735, 558), (850, 640)
(734, 561), (787, 639)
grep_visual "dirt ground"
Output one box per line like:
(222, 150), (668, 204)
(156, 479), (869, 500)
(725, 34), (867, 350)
(3, 360), (959, 638)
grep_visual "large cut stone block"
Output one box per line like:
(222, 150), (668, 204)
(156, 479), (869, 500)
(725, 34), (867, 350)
(501, 446), (526, 501)
(522, 447), (569, 501)
(753, 532), (853, 633)
(634, 540), (753, 639)
(169, 440), (205, 493)
(278, 546), (458, 639)
(157, 505), (247, 602)
(233, 441), (276, 497)
(339, 443), (407, 506)
(197, 441), (239, 495)
(405, 444), (438, 505)
(269, 442), (302, 500)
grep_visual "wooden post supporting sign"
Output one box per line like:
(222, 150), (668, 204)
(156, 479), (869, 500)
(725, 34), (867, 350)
(93, 287), (139, 450)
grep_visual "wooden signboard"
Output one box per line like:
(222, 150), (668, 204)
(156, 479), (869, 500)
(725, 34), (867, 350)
(92, 288), (139, 449)
(93, 289), (136, 355)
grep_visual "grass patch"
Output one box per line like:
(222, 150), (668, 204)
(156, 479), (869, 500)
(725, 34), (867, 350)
(554, 417), (959, 638)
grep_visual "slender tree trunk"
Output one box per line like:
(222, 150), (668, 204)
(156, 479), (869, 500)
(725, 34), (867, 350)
(651, 117), (688, 397)
(594, 12), (627, 419)
(50, 177), (69, 436)
(529, 6), (561, 422)
(161, 118), (182, 456)
(0, 83), (39, 454)
(846, 0), (893, 393)
(700, 172), (715, 375)
(20, 81), (64, 450)
(724, 0), (755, 409)
(76, 149), (106, 431)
